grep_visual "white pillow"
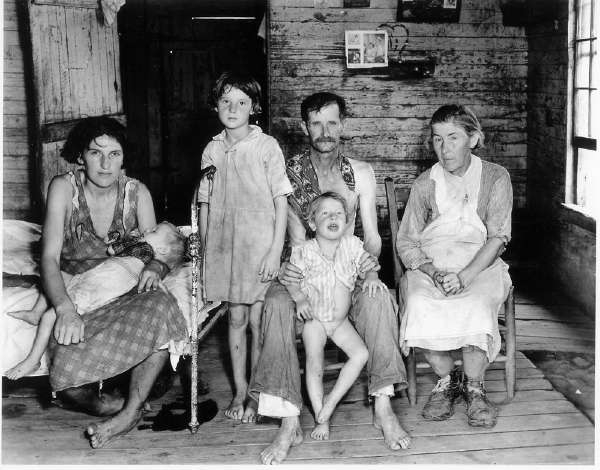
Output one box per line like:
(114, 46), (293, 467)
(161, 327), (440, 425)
(3, 220), (42, 275)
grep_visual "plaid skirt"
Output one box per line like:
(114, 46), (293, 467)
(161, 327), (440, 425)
(49, 289), (187, 391)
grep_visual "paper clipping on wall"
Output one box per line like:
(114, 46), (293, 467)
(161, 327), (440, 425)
(345, 30), (388, 69)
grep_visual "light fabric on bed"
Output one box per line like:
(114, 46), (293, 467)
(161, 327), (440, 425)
(2, 220), (205, 377)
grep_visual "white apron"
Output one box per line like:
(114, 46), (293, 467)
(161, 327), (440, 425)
(399, 156), (511, 361)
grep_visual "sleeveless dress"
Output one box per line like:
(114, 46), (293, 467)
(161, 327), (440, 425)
(49, 171), (187, 391)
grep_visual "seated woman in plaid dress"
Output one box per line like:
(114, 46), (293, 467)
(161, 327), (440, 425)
(38, 117), (187, 448)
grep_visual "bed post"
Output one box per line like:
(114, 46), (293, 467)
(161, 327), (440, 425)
(188, 165), (216, 434)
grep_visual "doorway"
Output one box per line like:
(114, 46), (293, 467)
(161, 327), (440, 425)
(119, 0), (267, 225)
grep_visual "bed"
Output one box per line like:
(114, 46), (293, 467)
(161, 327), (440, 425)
(2, 219), (209, 379)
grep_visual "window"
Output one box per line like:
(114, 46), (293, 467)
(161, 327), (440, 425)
(568, 0), (598, 217)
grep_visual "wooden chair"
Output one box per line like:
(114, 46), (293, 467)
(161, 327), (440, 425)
(384, 177), (516, 406)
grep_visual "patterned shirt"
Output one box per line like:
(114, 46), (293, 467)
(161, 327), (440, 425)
(108, 237), (154, 264)
(290, 235), (365, 322)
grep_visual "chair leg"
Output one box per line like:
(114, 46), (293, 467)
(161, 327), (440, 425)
(407, 348), (417, 406)
(504, 286), (516, 401)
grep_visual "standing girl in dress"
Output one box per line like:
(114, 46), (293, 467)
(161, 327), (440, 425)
(198, 72), (293, 423)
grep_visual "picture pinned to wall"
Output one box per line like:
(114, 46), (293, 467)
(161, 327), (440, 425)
(345, 30), (388, 69)
(397, 0), (461, 23)
(343, 0), (371, 6)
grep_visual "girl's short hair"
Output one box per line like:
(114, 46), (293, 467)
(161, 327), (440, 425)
(430, 104), (485, 149)
(308, 191), (349, 223)
(210, 71), (263, 115)
(61, 116), (129, 164)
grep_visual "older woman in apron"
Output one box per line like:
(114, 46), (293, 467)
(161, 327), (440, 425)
(396, 105), (512, 428)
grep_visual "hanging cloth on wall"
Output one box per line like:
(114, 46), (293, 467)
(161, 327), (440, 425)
(100, 0), (126, 26)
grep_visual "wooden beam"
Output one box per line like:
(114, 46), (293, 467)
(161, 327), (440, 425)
(31, 0), (97, 8)
(40, 113), (126, 143)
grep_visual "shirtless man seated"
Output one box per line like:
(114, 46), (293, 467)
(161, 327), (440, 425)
(248, 92), (411, 465)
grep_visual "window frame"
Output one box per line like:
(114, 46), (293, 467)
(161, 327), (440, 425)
(567, 0), (597, 212)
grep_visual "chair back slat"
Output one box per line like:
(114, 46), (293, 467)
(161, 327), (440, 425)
(385, 177), (410, 287)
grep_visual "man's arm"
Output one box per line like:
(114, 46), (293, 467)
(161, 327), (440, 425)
(355, 161), (382, 257)
(278, 206), (307, 286)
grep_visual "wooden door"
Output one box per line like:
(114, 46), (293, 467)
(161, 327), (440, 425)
(150, 16), (267, 225)
(159, 43), (221, 224)
(27, 0), (123, 204)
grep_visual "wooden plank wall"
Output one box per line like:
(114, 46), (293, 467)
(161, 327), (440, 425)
(28, 2), (122, 124)
(4, 0), (33, 220)
(526, 0), (596, 316)
(268, 0), (528, 239)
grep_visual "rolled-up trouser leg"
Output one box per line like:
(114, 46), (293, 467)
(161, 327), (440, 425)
(248, 281), (303, 414)
(349, 285), (407, 395)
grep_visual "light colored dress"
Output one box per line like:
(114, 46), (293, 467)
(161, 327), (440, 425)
(290, 235), (365, 322)
(198, 125), (293, 304)
(396, 156), (513, 362)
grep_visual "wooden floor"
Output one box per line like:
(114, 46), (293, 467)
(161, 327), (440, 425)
(2, 285), (595, 465)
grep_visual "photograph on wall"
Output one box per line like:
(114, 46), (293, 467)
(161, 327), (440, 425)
(397, 0), (461, 23)
(345, 30), (388, 69)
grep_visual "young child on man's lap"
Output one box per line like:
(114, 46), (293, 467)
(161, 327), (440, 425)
(287, 192), (386, 440)
(5, 221), (186, 380)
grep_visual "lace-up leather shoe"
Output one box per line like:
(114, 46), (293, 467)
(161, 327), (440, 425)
(463, 380), (498, 428)
(422, 367), (462, 421)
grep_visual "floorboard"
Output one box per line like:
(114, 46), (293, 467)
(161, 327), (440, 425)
(2, 284), (595, 465)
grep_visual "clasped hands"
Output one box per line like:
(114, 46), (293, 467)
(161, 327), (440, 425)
(432, 270), (464, 296)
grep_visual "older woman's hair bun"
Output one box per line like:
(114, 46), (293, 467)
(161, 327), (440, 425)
(430, 104), (485, 149)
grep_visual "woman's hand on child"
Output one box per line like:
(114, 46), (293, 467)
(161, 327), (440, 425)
(295, 298), (313, 320)
(259, 250), (281, 283)
(54, 306), (85, 345)
(138, 263), (162, 292)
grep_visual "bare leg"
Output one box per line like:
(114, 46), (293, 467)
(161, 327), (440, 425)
(349, 286), (410, 449)
(58, 385), (125, 417)
(462, 346), (488, 381)
(318, 319), (368, 425)
(424, 349), (455, 377)
(462, 346), (497, 427)
(225, 303), (249, 421)
(373, 395), (411, 449)
(7, 292), (49, 325)
(86, 349), (169, 448)
(242, 301), (263, 424)
(260, 415), (303, 465)
(302, 321), (328, 440)
(5, 308), (56, 379)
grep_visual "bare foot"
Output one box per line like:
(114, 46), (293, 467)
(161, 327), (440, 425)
(310, 421), (330, 440)
(85, 408), (143, 448)
(7, 309), (43, 326)
(241, 397), (257, 424)
(373, 396), (411, 450)
(260, 416), (303, 465)
(5, 358), (41, 380)
(224, 395), (245, 420)
(316, 394), (336, 424)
